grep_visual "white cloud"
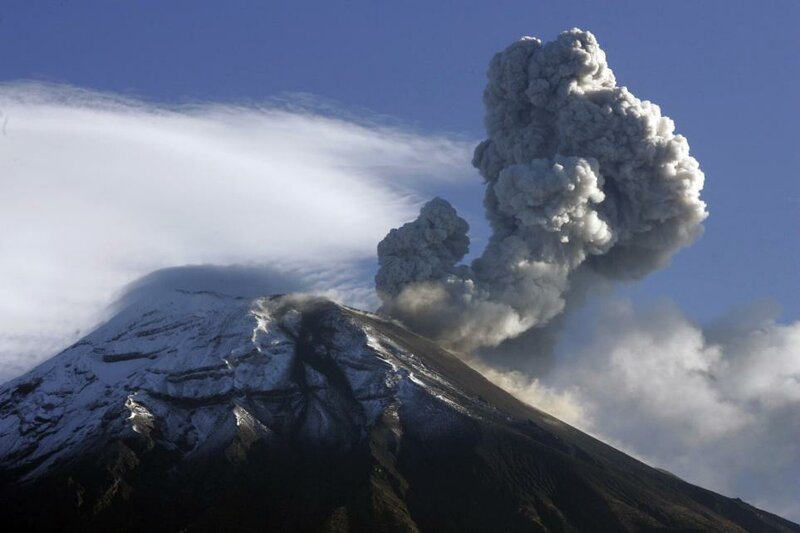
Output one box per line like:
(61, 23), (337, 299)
(482, 298), (800, 521)
(0, 83), (475, 381)
(467, 358), (587, 427)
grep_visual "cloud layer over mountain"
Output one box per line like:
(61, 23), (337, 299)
(0, 84), (474, 381)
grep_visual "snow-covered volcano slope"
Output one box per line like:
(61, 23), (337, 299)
(1, 291), (797, 532)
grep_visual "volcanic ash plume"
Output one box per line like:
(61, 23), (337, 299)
(376, 29), (708, 352)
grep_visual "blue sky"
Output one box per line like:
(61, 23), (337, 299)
(1, 0), (797, 322)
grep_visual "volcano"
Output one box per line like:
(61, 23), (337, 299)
(0, 290), (797, 532)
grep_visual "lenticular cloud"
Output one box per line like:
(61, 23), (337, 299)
(376, 28), (708, 351)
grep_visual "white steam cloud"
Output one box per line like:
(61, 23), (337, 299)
(376, 29), (707, 351)
(0, 83), (474, 382)
(484, 299), (800, 522)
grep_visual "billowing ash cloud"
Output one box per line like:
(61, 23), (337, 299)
(376, 29), (708, 351)
(375, 198), (470, 297)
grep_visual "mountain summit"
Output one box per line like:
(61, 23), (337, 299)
(1, 290), (797, 532)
